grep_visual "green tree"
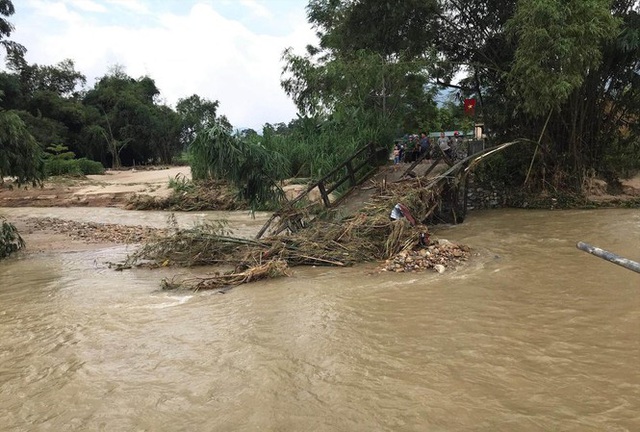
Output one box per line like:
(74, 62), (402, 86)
(307, 0), (438, 57)
(0, 58), (93, 162)
(284, 0), (439, 119)
(0, 110), (44, 185)
(0, 0), (44, 186)
(507, 0), (619, 116)
(176, 94), (225, 148)
(0, 0), (25, 60)
(0, 71), (22, 109)
(7, 58), (86, 98)
(98, 112), (130, 169)
(15, 109), (67, 149)
(280, 0), (442, 179)
(429, 0), (637, 190)
(151, 104), (182, 164)
(238, 127), (260, 144)
(505, 0), (625, 188)
(83, 69), (180, 166)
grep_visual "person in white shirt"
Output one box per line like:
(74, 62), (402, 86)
(438, 132), (453, 159)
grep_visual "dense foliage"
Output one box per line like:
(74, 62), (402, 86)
(183, 0), (639, 202)
(0, 1), (225, 181)
(436, 0), (639, 190)
(277, 0), (442, 173)
(43, 144), (104, 176)
(279, 0), (639, 193)
(0, 109), (44, 184)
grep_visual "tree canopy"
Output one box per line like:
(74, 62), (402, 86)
(280, 0), (640, 191)
(0, 109), (44, 184)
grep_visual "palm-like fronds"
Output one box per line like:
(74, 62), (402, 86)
(190, 123), (289, 208)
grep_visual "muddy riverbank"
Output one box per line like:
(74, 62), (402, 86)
(0, 166), (191, 208)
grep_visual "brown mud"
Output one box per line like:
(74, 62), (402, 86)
(0, 166), (190, 208)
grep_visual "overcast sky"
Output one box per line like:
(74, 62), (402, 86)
(9, 0), (317, 130)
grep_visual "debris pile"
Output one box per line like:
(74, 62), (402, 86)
(162, 259), (291, 291)
(126, 179), (245, 211)
(121, 169), (473, 290)
(24, 217), (167, 244)
(380, 240), (471, 273)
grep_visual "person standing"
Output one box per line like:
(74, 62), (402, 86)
(454, 132), (466, 160)
(438, 131), (452, 159)
(412, 135), (421, 162)
(393, 144), (400, 164)
(419, 132), (430, 160)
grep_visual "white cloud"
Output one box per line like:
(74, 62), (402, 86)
(12, 0), (316, 130)
(23, 0), (84, 23)
(239, 0), (272, 19)
(67, 0), (107, 13)
(104, 0), (149, 14)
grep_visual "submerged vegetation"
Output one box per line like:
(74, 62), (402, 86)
(0, 217), (24, 260)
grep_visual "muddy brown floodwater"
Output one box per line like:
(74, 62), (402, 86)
(0, 207), (639, 431)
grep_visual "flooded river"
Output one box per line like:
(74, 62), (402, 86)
(0, 208), (639, 431)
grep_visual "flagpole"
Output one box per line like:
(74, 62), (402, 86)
(475, 98), (481, 150)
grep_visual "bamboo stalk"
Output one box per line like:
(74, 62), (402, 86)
(524, 109), (553, 186)
(576, 242), (640, 274)
(296, 254), (345, 266)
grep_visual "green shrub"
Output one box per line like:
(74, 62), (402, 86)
(75, 158), (105, 175)
(45, 159), (83, 176)
(1, 217), (25, 260)
(173, 151), (192, 166)
(45, 144), (75, 160)
(168, 173), (195, 193)
(44, 158), (105, 176)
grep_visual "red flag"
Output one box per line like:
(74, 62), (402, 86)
(464, 98), (476, 116)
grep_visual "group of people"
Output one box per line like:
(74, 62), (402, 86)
(393, 132), (463, 164)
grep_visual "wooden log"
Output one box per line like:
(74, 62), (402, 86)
(422, 156), (442, 178)
(317, 181), (331, 208)
(256, 213), (278, 239)
(346, 160), (357, 186)
(576, 242), (640, 274)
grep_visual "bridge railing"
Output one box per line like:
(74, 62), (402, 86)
(256, 142), (387, 239)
